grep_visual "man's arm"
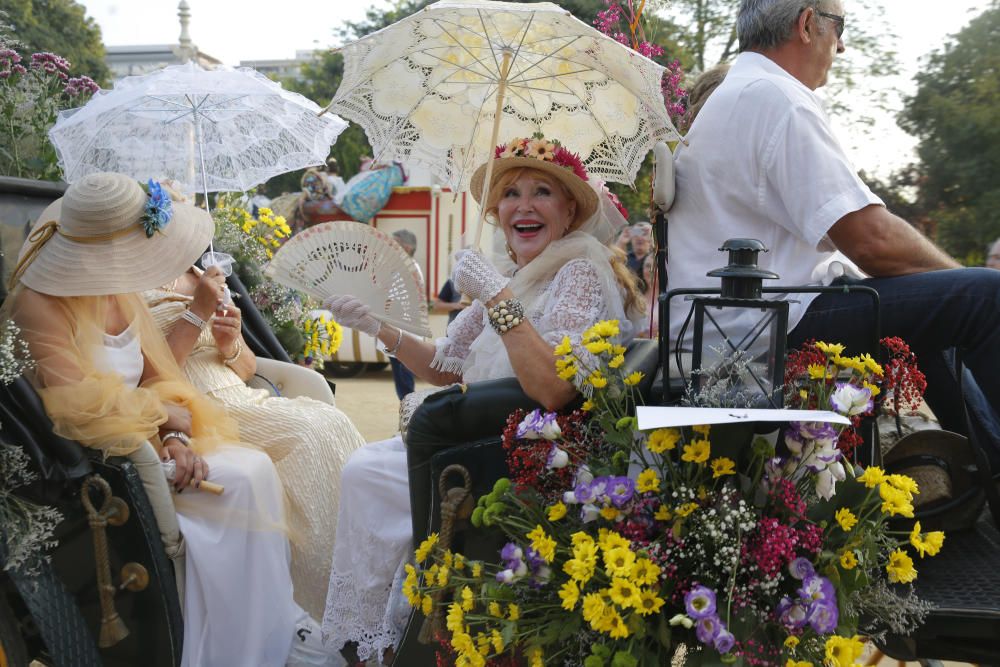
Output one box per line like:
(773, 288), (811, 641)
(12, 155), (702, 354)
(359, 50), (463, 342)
(827, 204), (960, 277)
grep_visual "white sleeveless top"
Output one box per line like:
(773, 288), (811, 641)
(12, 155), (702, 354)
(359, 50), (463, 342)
(92, 322), (143, 388)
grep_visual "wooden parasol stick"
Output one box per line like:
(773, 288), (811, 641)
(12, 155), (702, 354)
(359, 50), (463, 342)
(472, 49), (513, 249)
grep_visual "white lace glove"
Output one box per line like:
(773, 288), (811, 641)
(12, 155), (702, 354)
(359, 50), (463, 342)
(452, 249), (509, 304)
(322, 295), (381, 337)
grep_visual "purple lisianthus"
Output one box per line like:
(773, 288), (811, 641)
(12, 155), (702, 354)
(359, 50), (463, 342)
(607, 476), (635, 508)
(546, 445), (569, 469)
(830, 382), (873, 416)
(516, 409), (561, 440)
(776, 596), (809, 630)
(500, 542), (523, 568)
(788, 557), (815, 580)
(589, 476), (611, 500)
(714, 628), (736, 654)
(807, 599), (839, 634)
(684, 585), (717, 619)
(497, 542), (527, 584)
(799, 574), (835, 604)
(695, 614), (722, 644)
(572, 480), (595, 504)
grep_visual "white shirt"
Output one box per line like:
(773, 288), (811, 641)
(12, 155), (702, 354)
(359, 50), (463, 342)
(667, 52), (882, 352)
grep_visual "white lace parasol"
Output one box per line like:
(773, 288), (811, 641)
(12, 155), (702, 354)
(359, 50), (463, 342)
(327, 0), (681, 194)
(49, 62), (348, 196)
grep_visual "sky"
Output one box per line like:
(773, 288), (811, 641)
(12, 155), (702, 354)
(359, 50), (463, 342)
(79, 0), (990, 177)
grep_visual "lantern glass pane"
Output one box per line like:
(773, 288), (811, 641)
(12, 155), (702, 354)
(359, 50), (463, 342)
(692, 301), (786, 408)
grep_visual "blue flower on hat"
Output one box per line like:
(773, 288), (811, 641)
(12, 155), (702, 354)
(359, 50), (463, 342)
(141, 179), (173, 237)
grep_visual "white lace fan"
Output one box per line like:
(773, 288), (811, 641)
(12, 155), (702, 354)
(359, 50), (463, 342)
(264, 221), (432, 338)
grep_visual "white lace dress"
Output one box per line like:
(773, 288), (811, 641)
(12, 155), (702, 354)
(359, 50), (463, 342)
(93, 324), (302, 667)
(321, 257), (635, 661)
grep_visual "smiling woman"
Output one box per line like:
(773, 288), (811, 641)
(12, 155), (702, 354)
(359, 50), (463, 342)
(319, 135), (646, 664)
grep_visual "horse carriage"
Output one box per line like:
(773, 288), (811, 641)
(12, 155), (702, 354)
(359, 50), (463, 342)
(1, 176), (999, 667)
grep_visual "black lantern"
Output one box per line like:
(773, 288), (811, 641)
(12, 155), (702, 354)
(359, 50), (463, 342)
(689, 239), (788, 408)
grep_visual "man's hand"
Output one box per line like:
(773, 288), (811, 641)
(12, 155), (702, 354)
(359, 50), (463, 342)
(828, 205), (961, 277)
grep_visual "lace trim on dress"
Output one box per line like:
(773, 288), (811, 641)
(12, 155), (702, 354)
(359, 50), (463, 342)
(428, 301), (486, 374)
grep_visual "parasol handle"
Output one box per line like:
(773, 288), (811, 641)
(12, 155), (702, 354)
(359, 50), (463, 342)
(191, 97), (214, 254)
(471, 50), (513, 249)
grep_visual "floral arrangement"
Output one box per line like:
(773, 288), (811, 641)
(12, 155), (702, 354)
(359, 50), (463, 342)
(784, 338), (927, 458)
(0, 30), (99, 180)
(495, 135), (588, 182)
(0, 320), (63, 578)
(593, 1), (686, 125)
(407, 322), (940, 666)
(302, 312), (343, 362)
(212, 195), (318, 364)
(140, 179), (174, 237)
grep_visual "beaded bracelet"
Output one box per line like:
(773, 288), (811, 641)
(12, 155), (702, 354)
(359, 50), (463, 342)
(487, 298), (525, 335)
(222, 338), (243, 366)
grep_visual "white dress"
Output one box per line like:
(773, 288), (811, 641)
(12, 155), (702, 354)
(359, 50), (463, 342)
(94, 324), (303, 667)
(321, 257), (635, 661)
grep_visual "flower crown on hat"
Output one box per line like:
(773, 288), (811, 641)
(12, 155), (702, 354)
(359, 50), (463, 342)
(140, 178), (173, 237)
(493, 134), (588, 182)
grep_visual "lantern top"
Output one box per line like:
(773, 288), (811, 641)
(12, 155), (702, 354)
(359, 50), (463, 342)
(707, 237), (779, 299)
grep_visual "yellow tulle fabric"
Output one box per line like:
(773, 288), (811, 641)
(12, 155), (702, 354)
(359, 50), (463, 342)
(4, 286), (239, 457)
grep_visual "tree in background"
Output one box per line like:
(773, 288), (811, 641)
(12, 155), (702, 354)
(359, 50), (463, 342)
(660, 0), (899, 126)
(0, 0), (109, 86)
(900, 2), (1000, 265)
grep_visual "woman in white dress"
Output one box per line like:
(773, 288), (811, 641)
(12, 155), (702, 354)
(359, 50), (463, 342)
(320, 136), (645, 665)
(5, 173), (330, 667)
(145, 268), (366, 619)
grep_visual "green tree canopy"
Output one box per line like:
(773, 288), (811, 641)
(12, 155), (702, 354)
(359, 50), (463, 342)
(659, 0), (899, 124)
(0, 0), (109, 85)
(900, 1), (1000, 263)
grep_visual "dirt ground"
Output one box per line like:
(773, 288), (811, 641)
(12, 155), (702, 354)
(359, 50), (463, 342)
(328, 365), (433, 442)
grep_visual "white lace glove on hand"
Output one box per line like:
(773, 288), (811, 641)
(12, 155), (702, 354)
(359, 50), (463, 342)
(322, 295), (381, 337)
(452, 249), (509, 304)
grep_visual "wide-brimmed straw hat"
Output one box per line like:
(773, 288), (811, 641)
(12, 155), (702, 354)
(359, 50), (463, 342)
(11, 172), (214, 297)
(470, 136), (599, 227)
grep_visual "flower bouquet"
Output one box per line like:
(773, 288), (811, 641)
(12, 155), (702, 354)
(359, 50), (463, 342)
(406, 321), (941, 666)
(212, 197), (341, 365)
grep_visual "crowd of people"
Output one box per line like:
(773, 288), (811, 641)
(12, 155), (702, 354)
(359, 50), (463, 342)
(4, 1), (999, 666)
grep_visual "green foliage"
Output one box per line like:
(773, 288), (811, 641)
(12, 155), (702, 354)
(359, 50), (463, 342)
(0, 0), (109, 86)
(900, 2), (1000, 262)
(661, 0), (899, 121)
(275, 50), (372, 194)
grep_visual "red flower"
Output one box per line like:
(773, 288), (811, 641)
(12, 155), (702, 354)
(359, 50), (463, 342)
(551, 146), (588, 182)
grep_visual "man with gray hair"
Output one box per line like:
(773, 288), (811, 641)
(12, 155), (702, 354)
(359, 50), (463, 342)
(668, 0), (1000, 463)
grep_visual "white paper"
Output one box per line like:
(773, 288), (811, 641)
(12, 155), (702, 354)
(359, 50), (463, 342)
(636, 406), (851, 430)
